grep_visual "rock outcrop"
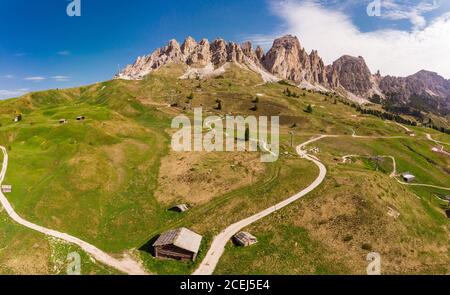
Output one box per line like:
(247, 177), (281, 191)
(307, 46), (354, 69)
(326, 55), (374, 97)
(260, 35), (328, 87)
(115, 35), (450, 110)
(379, 70), (450, 112)
(115, 36), (270, 81)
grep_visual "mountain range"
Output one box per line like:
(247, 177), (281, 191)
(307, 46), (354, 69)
(115, 35), (450, 114)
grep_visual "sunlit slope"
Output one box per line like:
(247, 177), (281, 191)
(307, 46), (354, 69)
(0, 63), (448, 274)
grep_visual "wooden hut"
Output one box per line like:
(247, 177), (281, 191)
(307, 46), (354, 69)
(401, 172), (416, 183)
(1, 185), (12, 193)
(153, 228), (202, 261)
(233, 231), (258, 247)
(169, 204), (189, 213)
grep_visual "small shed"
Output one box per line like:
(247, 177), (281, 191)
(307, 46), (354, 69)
(13, 115), (22, 122)
(444, 196), (450, 208)
(1, 185), (12, 193)
(76, 116), (85, 121)
(153, 228), (202, 261)
(233, 231), (258, 247)
(169, 204), (189, 213)
(401, 172), (416, 183)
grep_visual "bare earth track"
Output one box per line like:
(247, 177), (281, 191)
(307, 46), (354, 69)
(193, 135), (335, 275)
(0, 146), (148, 275)
(1, 126), (448, 275)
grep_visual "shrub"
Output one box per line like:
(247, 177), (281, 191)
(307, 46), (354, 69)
(305, 104), (313, 113)
(343, 235), (353, 242)
(361, 243), (373, 251)
(214, 100), (222, 110)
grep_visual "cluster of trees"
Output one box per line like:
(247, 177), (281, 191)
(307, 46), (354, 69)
(335, 96), (418, 126)
(429, 124), (450, 134)
(422, 118), (450, 134)
(283, 88), (304, 98)
(366, 93), (450, 134)
(356, 106), (418, 126)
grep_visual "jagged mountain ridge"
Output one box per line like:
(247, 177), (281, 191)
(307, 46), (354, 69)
(115, 35), (450, 111)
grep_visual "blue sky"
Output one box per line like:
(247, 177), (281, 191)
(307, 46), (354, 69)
(1, 0), (449, 99)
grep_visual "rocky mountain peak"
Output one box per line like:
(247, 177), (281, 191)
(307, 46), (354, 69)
(380, 69), (450, 107)
(114, 34), (449, 110)
(263, 35), (307, 83)
(262, 35), (329, 87)
(167, 39), (181, 52)
(327, 55), (374, 97)
(181, 36), (197, 55)
(241, 41), (253, 53)
(273, 34), (302, 50)
(241, 41), (264, 64)
(255, 46), (265, 61)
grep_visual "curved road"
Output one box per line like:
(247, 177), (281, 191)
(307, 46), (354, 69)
(195, 132), (449, 275)
(193, 135), (335, 275)
(342, 154), (450, 191)
(0, 146), (147, 275)
(426, 133), (449, 146)
(2, 128), (448, 275)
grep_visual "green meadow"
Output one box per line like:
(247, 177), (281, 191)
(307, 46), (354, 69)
(0, 64), (448, 274)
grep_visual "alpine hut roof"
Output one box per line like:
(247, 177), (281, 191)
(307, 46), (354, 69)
(153, 227), (202, 254)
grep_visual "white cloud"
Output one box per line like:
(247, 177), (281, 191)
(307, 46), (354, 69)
(3, 74), (14, 79)
(52, 75), (70, 82)
(381, 0), (440, 29)
(0, 89), (29, 100)
(252, 0), (450, 78)
(24, 76), (46, 81)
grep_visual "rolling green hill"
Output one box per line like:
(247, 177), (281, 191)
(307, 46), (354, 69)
(0, 64), (448, 274)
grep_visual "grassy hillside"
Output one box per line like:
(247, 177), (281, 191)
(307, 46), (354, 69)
(0, 63), (448, 274)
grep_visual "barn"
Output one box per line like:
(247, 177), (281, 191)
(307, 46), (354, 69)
(153, 228), (202, 261)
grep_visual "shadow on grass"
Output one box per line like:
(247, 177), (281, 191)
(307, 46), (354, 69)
(139, 235), (160, 256)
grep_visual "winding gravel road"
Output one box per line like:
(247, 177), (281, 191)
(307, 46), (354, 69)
(0, 146), (147, 275)
(193, 135), (335, 275)
(342, 153), (450, 191)
(1, 127), (448, 275)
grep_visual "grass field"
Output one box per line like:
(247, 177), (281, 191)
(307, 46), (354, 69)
(0, 188), (119, 274)
(0, 63), (448, 274)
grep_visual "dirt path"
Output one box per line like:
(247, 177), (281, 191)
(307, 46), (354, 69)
(342, 155), (397, 178)
(395, 122), (414, 134)
(342, 153), (450, 191)
(351, 129), (408, 139)
(0, 146), (148, 275)
(426, 133), (449, 146)
(426, 133), (450, 156)
(193, 135), (335, 275)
